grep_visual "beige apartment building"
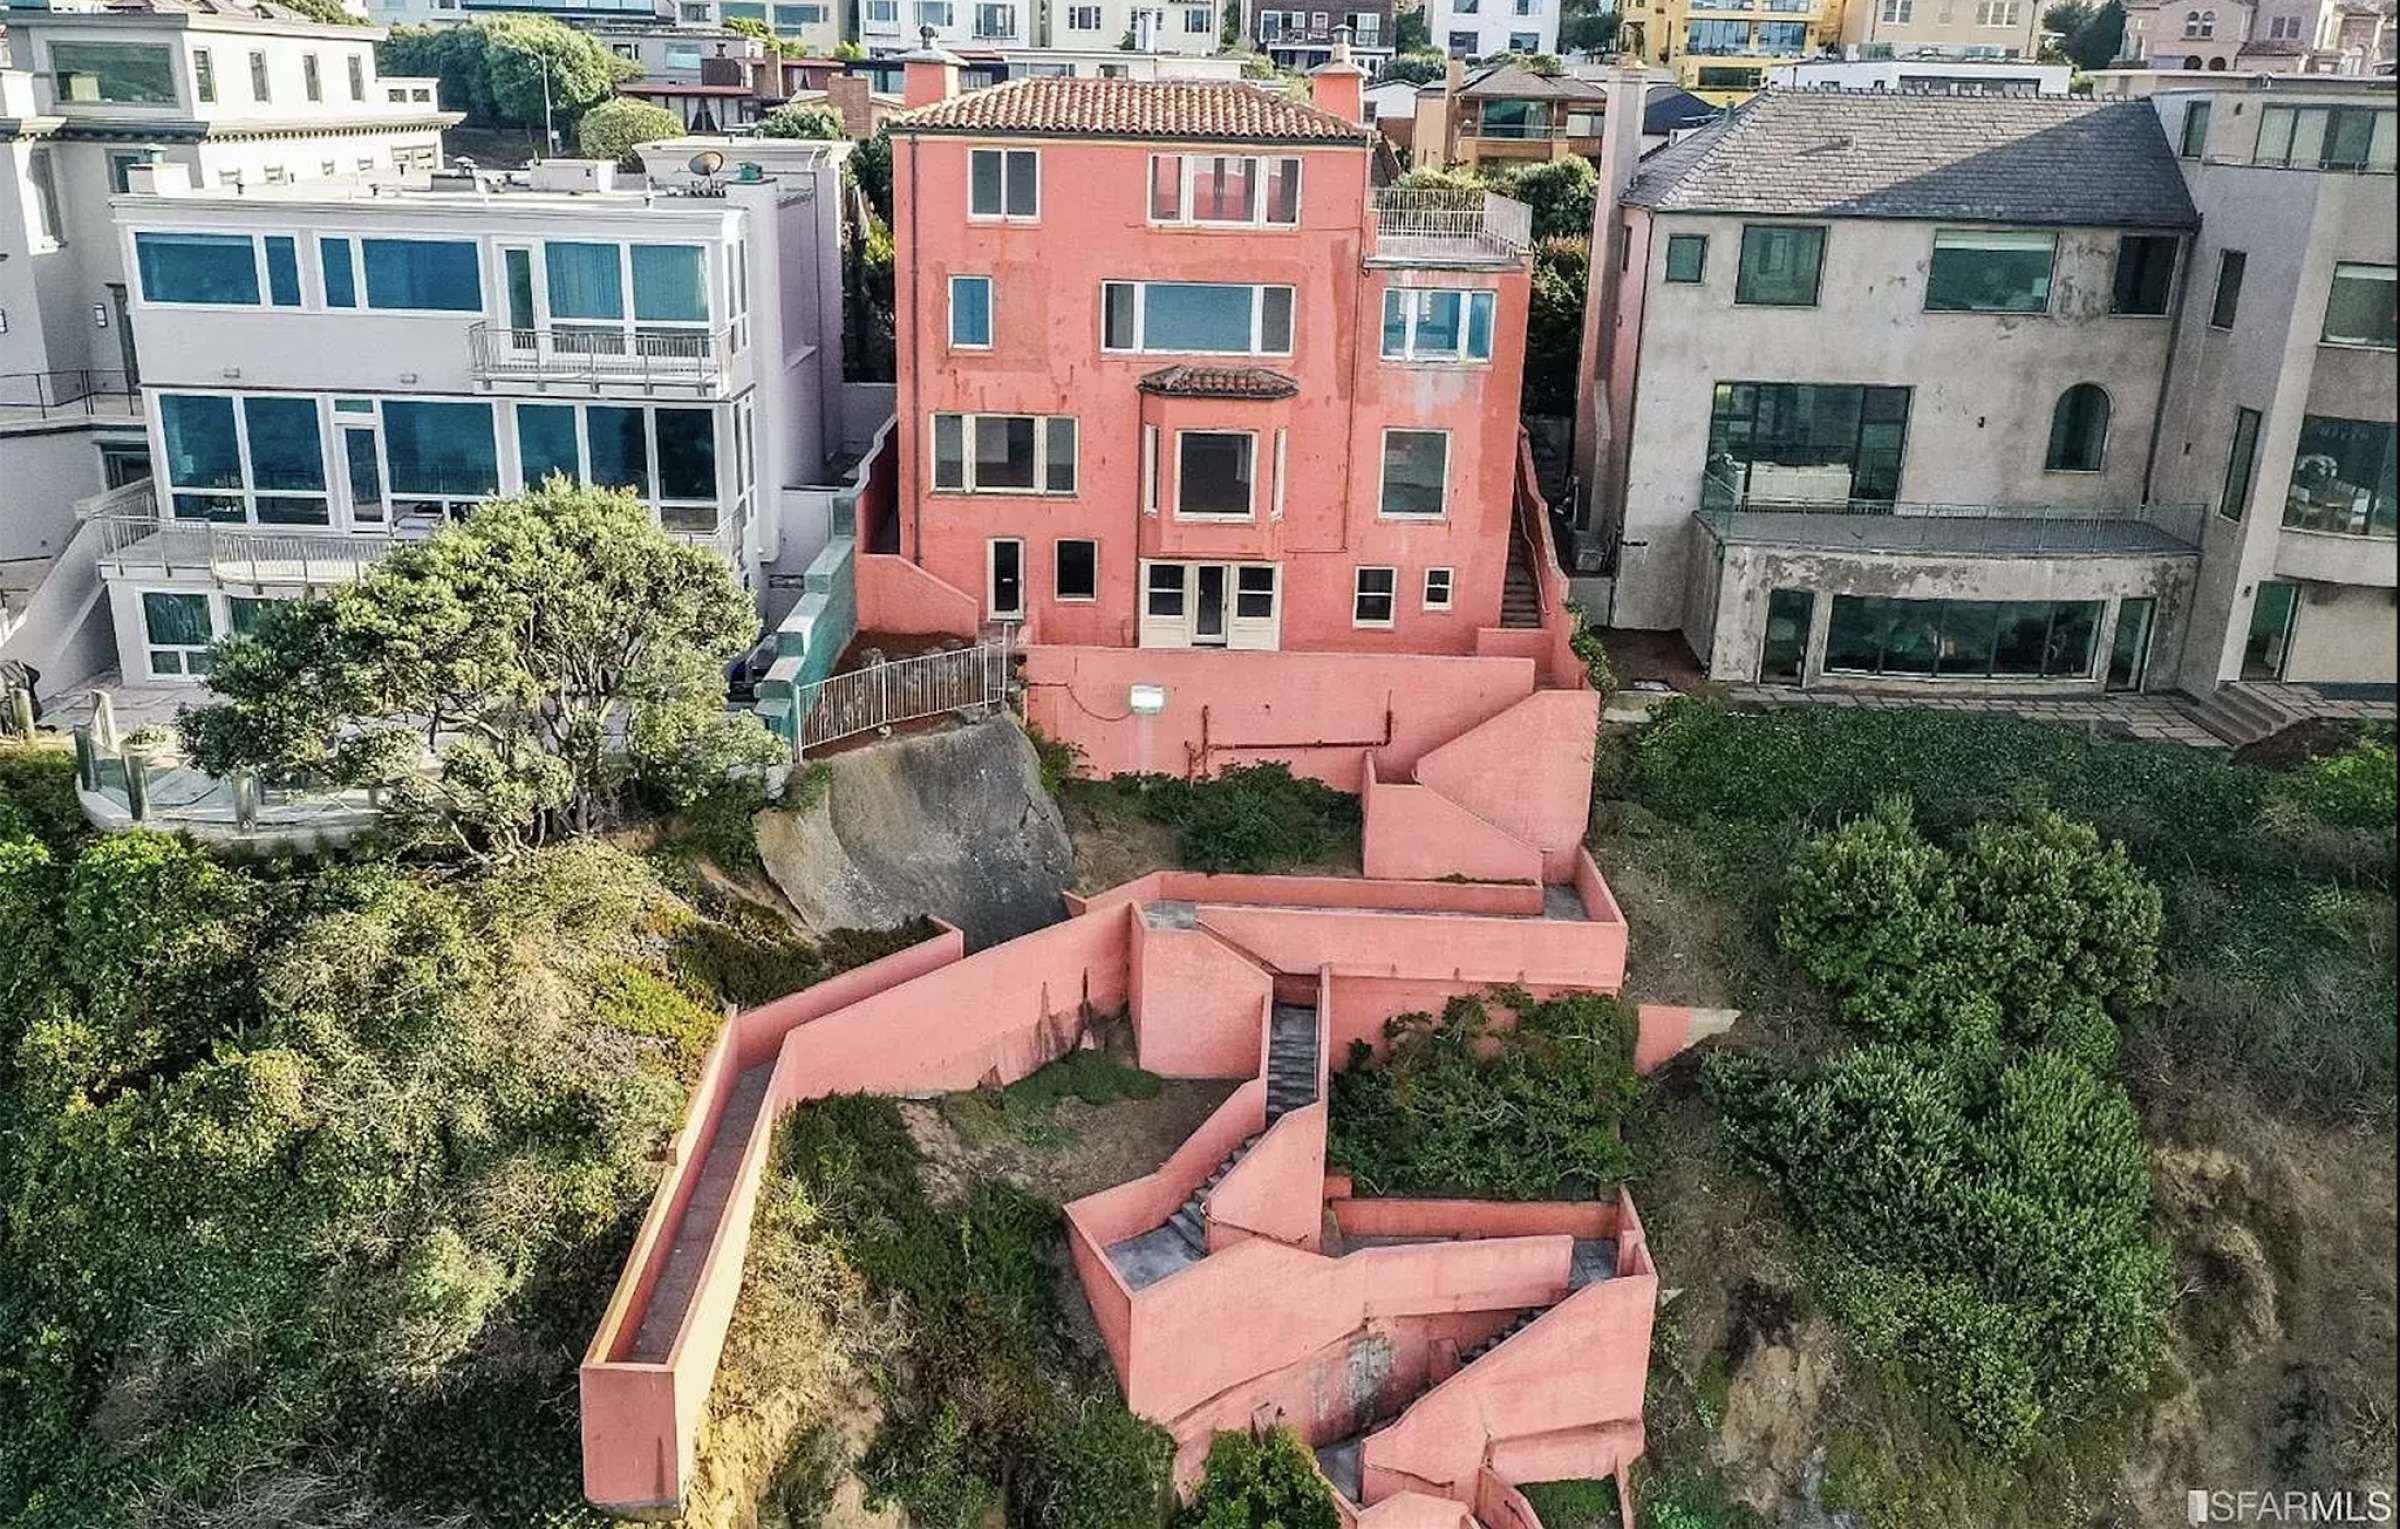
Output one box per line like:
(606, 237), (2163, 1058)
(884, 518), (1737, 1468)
(1836, 0), (2042, 64)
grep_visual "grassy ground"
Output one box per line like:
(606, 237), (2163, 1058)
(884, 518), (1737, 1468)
(1582, 703), (2398, 1529)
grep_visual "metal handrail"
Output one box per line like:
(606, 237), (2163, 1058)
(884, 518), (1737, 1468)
(1696, 466), (2210, 553)
(84, 512), (396, 586)
(467, 323), (734, 388)
(0, 369), (138, 421)
(1368, 187), (1534, 257)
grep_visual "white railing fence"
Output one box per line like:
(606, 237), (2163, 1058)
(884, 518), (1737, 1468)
(790, 633), (1011, 758)
(1368, 187), (1534, 257)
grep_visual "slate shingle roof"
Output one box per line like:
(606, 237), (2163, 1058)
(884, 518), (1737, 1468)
(891, 77), (1372, 144)
(1625, 90), (2199, 229)
(1457, 63), (1608, 102)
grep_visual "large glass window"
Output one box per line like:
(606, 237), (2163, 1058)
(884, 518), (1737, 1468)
(2282, 415), (2396, 539)
(2209, 249), (2244, 330)
(362, 238), (482, 311)
(1177, 431), (1256, 518)
(2219, 406), (2261, 521)
(1757, 20), (1806, 48)
(159, 393), (244, 520)
(968, 147), (1039, 218)
(631, 243), (708, 323)
(654, 408), (717, 522)
(382, 400), (498, 507)
(1924, 229), (2055, 313)
(1827, 596), (2100, 679)
(322, 237), (358, 308)
(242, 396), (328, 523)
(1705, 382), (1911, 506)
(2254, 105), (2397, 171)
(264, 236), (301, 307)
(1685, 18), (1750, 52)
(586, 406), (648, 493)
(2044, 384), (2110, 472)
(518, 404), (581, 485)
(1381, 289), (1496, 362)
(2111, 234), (2179, 316)
(546, 242), (624, 321)
(136, 231), (260, 305)
(1148, 154), (1302, 225)
(929, 412), (1075, 493)
(2322, 263), (2396, 349)
(1102, 281), (1294, 355)
(1735, 225), (1825, 307)
(1379, 430), (1448, 518)
(143, 592), (216, 678)
(50, 41), (177, 104)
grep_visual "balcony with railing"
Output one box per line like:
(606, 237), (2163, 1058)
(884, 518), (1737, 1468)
(86, 496), (404, 591)
(1366, 187), (1533, 268)
(1697, 467), (2206, 556)
(1, 370), (141, 432)
(468, 324), (737, 392)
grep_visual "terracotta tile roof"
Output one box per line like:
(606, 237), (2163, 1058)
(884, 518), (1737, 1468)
(892, 77), (1372, 145)
(1137, 364), (1301, 399)
(1627, 89), (2198, 229)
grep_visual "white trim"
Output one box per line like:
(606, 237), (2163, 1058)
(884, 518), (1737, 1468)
(1423, 566), (1454, 610)
(1142, 424), (1159, 515)
(1377, 426), (1451, 520)
(1271, 428), (1287, 522)
(1100, 280), (1296, 358)
(1172, 428), (1258, 520)
(1352, 565), (1397, 629)
(1379, 286), (1497, 365)
(948, 273), (994, 350)
(987, 536), (1026, 620)
(1145, 152), (1305, 229)
(966, 145), (1041, 223)
(928, 410), (1079, 495)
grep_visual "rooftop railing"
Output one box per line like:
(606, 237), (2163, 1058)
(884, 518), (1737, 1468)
(0, 370), (139, 428)
(1367, 187), (1533, 265)
(1696, 467), (2208, 556)
(468, 324), (735, 390)
(85, 503), (398, 590)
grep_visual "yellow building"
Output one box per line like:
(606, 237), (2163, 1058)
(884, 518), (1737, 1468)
(1617, 0), (1849, 102)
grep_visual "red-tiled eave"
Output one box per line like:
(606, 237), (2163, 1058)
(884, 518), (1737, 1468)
(891, 76), (1373, 147)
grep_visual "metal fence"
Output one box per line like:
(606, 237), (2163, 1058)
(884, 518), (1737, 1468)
(468, 324), (733, 389)
(1369, 188), (1534, 260)
(0, 369), (138, 423)
(1696, 467), (2209, 556)
(790, 634), (1011, 758)
(86, 511), (397, 587)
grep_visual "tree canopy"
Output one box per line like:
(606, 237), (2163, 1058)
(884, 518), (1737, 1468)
(2042, 0), (2128, 67)
(761, 101), (847, 139)
(1376, 49), (1446, 85)
(577, 96), (684, 163)
(180, 482), (779, 854)
(377, 16), (638, 130)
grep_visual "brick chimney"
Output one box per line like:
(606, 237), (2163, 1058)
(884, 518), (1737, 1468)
(1570, 65), (1650, 553)
(827, 72), (872, 136)
(901, 27), (961, 108)
(1308, 29), (1368, 124)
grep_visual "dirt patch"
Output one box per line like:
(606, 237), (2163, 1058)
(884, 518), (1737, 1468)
(2231, 717), (2381, 771)
(1713, 1311), (1839, 1510)
(1059, 785), (1184, 896)
(899, 1074), (1240, 1207)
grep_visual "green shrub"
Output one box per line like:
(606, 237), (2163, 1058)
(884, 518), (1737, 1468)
(575, 97), (683, 162)
(1707, 1045), (2168, 1458)
(1329, 988), (1640, 1199)
(2275, 732), (2397, 831)
(1028, 1397), (1176, 1529)
(1566, 599), (1615, 697)
(1101, 763), (1360, 874)
(1176, 1428), (1340, 1529)
(0, 745), (84, 852)
(761, 102), (845, 139)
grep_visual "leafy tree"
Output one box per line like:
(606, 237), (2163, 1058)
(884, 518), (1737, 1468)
(2043, 0), (2128, 67)
(577, 96), (684, 163)
(850, 125), (894, 223)
(1376, 49), (1447, 84)
(1395, 4), (1431, 51)
(1560, 4), (1620, 53)
(1177, 1428), (1341, 1529)
(724, 13), (777, 41)
(761, 101), (846, 138)
(279, 0), (368, 25)
(377, 16), (637, 130)
(1500, 153), (1597, 240)
(1523, 234), (1587, 416)
(180, 482), (779, 854)
(1222, 0), (1244, 46)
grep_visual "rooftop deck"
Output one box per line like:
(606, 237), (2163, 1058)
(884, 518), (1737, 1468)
(1366, 186), (1532, 268)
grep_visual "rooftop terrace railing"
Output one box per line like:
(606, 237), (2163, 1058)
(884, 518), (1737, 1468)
(0, 369), (139, 427)
(468, 323), (735, 390)
(1696, 467), (2208, 556)
(1368, 187), (1533, 264)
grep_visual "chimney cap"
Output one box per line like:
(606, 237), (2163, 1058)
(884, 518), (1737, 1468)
(1310, 26), (1369, 76)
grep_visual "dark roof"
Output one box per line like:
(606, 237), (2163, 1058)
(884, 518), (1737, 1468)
(892, 77), (1371, 144)
(1643, 85), (1718, 135)
(1625, 89), (2199, 228)
(68, 0), (358, 20)
(1137, 364), (1300, 400)
(1458, 63), (1608, 102)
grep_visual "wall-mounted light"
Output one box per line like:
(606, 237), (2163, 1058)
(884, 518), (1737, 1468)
(221, 367), (241, 379)
(1128, 684), (1167, 716)
(0, 309), (9, 335)
(398, 371), (418, 384)
(92, 304), (109, 329)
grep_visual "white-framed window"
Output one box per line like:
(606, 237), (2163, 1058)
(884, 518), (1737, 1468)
(918, 0), (955, 23)
(1186, 4), (1212, 25)
(1380, 288), (1496, 362)
(194, 47), (217, 102)
(1147, 154), (1303, 227)
(968, 147), (1039, 219)
(515, 401), (725, 530)
(303, 52), (322, 102)
(1175, 430), (1257, 518)
(348, 53), (365, 101)
(1235, 564), (1277, 622)
(249, 49), (270, 101)
(1880, 0), (1912, 19)
(1055, 538), (1098, 601)
(989, 537), (1025, 619)
(141, 589), (221, 679)
(973, 1), (1018, 35)
(1353, 566), (1397, 628)
(949, 274), (993, 348)
(866, 0), (899, 18)
(1976, 0), (2020, 22)
(157, 391), (333, 525)
(931, 412), (1078, 493)
(1101, 280), (1295, 355)
(1145, 561), (1186, 620)
(1509, 30), (1540, 48)
(1423, 567), (1454, 610)
(1067, 3), (1101, 23)
(1378, 429), (1449, 518)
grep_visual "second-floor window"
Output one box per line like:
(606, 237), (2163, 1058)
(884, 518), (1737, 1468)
(1977, 0), (2020, 24)
(2283, 415), (2395, 539)
(50, 41), (177, 105)
(866, 0), (900, 19)
(348, 53), (366, 101)
(363, 238), (483, 312)
(2110, 234), (2178, 316)
(949, 275), (993, 348)
(931, 413), (1078, 493)
(1685, 19), (1749, 54)
(1379, 429), (1449, 518)
(1102, 280), (1295, 356)
(159, 393), (329, 524)
(1381, 288), (1496, 362)
(250, 50), (270, 102)
(304, 52), (322, 101)
(1188, 5), (1214, 27)
(1924, 228), (2054, 313)
(195, 49), (217, 103)
(2255, 105), (2395, 171)
(2323, 262), (2396, 349)
(973, 1), (1017, 34)
(1149, 154), (1302, 226)
(918, 0), (955, 27)
(1881, 0), (1912, 20)
(1068, 3), (1101, 23)
(969, 147), (1038, 219)
(1176, 431), (1256, 518)
(1735, 224), (1825, 306)
(135, 231), (303, 306)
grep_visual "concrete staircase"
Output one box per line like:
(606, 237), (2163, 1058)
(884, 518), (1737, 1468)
(627, 1062), (776, 1363)
(1461, 1308), (1540, 1367)
(1164, 1132), (1261, 1257)
(1266, 1001), (1320, 1124)
(1501, 536), (1543, 629)
(2179, 682), (2298, 748)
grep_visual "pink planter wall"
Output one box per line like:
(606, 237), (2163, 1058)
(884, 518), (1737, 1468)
(1131, 922), (1275, 1078)
(1410, 688), (1601, 884)
(1206, 1099), (1328, 1252)
(1360, 756), (1543, 884)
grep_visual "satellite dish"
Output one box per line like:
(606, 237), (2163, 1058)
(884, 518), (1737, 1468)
(689, 150), (728, 177)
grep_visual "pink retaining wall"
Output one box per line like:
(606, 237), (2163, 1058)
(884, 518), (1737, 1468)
(1410, 687), (1601, 885)
(1207, 1099), (1328, 1253)
(853, 551), (980, 638)
(1197, 901), (1622, 993)
(1351, 1493), (1481, 1529)
(1473, 1470), (1549, 1529)
(1360, 756), (1543, 885)
(1328, 1197), (1619, 1243)
(1020, 644), (1541, 786)
(1087, 869), (1546, 919)
(1131, 921), (1275, 1078)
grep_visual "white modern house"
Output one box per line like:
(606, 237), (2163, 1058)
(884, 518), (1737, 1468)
(1426, 0), (1558, 63)
(1, 0), (453, 672)
(22, 141), (853, 695)
(855, 0), (1033, 54)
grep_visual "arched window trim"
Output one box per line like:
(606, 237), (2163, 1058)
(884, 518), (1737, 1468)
(2046, 383), (2113, 473)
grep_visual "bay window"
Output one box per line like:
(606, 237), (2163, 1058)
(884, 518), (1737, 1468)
(1102, 281), (1294, 355)
(1176, 431), (1256, 518)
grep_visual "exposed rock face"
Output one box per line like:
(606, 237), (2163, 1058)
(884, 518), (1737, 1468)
(757, 716), (1073, 949)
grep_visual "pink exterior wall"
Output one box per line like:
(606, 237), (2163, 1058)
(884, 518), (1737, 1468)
(1207, 1099), (1329, 1252)
(1131, 922), (1276, 1077)
(852, 551), (979, 638)
(1196, 900), (1624, 993)
(1328, 1197), (1618, 1243)
(883, 126), (1530, 651)
(1354, 1495), (1482, 1529)
(1410, 687), (1600, 883)
(1361, 755), (1542, 884)
(1473, 1470), (1550, 1529)
(1085, 868), (1546, 918)
(1019, 643), (1543, 785)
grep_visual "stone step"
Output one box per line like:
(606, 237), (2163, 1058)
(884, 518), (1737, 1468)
(1460, 1309), (1540, 1366)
